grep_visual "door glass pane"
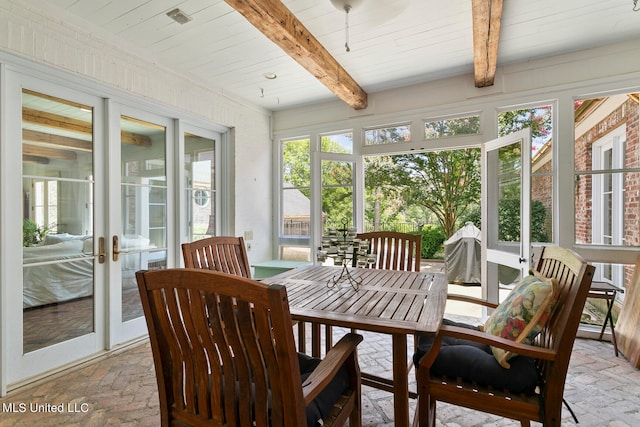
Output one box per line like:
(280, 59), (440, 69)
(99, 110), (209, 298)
(498, 105), (553, 243)
(184, 132), (215, 241)
(497, 142), (522, 244)
(22, 89), (95, 353)
(322, 160), (354, 230)
(120, 116), (166, 322)
(280, 138), (311, 260)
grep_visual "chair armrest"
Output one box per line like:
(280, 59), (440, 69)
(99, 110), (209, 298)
(447, 293), (499, 309)
(302, 332), (363, 405)
(418, 324), (556, 370)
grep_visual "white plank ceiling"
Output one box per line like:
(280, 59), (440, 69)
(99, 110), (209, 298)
(35, 0), (640, 111)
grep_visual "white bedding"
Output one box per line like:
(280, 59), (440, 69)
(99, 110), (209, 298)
(23, 238), (93, 308)
(22, 234), (159, 308)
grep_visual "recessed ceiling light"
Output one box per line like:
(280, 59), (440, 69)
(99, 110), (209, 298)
(263, 73), (277, 80)
(167, 8), (192, 24)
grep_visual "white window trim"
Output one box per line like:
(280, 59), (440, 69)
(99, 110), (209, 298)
(592, 125), (626, 284)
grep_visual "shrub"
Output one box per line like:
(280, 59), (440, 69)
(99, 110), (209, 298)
(417, 225), (446, 259)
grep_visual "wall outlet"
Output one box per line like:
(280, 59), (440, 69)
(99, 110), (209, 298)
(244, 230), (253, 240)
(246, 242), (252, 251)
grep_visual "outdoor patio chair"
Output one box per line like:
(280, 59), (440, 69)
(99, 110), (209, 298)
(356, 231), (422, 272)
(136, 268), (363, 427)
(413, 246), (595, 427)
(181, 235), (251, 278)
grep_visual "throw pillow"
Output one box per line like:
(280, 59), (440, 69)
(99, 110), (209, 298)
(483, 274), (558, 368)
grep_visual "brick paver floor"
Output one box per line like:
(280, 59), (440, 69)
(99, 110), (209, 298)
(1, 264), (639, 426)
(1, 328), (638, 426)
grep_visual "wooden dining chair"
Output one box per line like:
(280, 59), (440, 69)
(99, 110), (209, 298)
(181, 235), (251, 278)
(345, 231), (422, 384)
(413, 246), (595, 427)
(182, 236), (316, 356)
(356, 231), (421, 272)
(136, 268), (363, 427)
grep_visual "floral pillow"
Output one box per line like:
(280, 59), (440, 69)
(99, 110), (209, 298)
(483, 273), (558, 368)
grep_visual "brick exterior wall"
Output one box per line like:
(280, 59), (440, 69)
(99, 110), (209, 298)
(531, 151), (553, 242)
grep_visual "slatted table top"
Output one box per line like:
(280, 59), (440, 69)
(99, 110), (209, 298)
(262, 265), (448, 336)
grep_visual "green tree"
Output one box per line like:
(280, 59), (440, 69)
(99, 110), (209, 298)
(394, 149), (481, 238)
(366, 149), (481, 238)
(364, 155), (405, 229)
(321, 159), (354, 227)
(282, 139), (311, 197)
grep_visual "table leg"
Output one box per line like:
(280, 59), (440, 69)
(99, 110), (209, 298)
(392, 333), (409, 427)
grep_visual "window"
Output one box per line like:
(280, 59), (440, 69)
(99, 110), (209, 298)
(574, 93), (639, 249)
(574, 92), (640, 292)
(364, 124), (411, 145)
(193, 190), (210, 207)
(280, 138), (311, 260)
(184, 132), (216, 241)
(424, 114), (480, 139)
(32, 180), (58, 234)
(322, 160), (355, 231)
(321, 132), (353, 154)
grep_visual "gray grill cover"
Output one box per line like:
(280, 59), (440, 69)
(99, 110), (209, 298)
(444, 222), (481, 284)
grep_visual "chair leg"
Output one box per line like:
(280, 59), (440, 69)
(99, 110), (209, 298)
(415, 395), (436, 427)
(350, 392), (362, 427)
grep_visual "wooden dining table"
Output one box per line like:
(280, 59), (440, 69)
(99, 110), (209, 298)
(261, 264), (448, 427)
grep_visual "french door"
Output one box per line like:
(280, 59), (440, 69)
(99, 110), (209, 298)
(1, 74), (174, 390)
(106, 103), (173, 345)
(481, 128), (532, 302)
(3, 73), (107, 389)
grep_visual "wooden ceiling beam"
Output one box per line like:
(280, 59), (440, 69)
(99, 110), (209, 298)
(22, 108), (152, 147)
(23, 129), (93, 152)
(224, 0), (368, 110)
(472, 0), (503, 88)
(23, 143), (78, 160)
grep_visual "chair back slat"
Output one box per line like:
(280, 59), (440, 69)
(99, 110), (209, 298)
(356, 231), (421, 272)
(182, 236), (251, 278)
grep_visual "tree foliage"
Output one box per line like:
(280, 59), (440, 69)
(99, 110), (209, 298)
(497, 107), (551, 139)
(282, 139), (310, 197)
(365, 149), (481, 238)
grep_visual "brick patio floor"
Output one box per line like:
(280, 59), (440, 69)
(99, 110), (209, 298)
(0, 330), (638, 426)
(1, 263), (639, 426)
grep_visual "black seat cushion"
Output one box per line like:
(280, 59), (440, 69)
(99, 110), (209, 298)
(298, 352), (349, 427)
(413, 319), (539, 395)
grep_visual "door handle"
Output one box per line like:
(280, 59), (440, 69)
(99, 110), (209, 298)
(519, 257), (527, 263)
(113, 235), (120, 262)
(97, 236), (106, 264)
